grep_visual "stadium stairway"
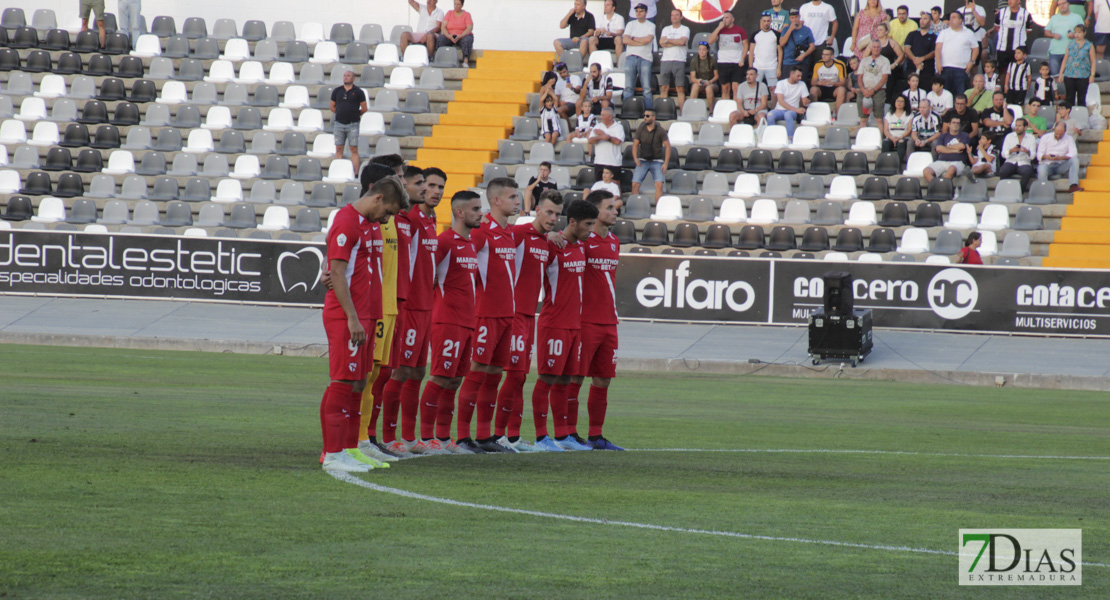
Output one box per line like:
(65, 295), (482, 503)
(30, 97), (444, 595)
(417, 50), (549, 227)
(1043, 130), (1110, 269)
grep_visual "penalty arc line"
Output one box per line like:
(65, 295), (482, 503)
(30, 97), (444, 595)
(328, 472), (1109, 568)
(627, 448), (1110, 461)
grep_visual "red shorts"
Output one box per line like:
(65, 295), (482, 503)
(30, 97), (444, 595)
(387, 315), (404, 369)
(537, 327), (581, 376)
(472, 316), (513, 368)
(506, 314), (536, 372)
(579, 322), (618, 378)
(397, 308), (432, 368)
(325, 316), (376, 381)
(430, 323), (473, 378)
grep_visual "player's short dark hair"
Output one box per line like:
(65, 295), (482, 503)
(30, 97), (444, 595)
(986, 59), (998, 69)
(585, 189), (614, 208)
(539, 161), (552, 170)
(402, 165), (424, 180)
(1014, 117), (1027, 127)
(538, 189), (564, 207)
(451, 190), (480, 206)
(372, 153), (406, 172)
(791, 66), (803, 75)
(422, 166), (447, 182)
(368, 175), (409, 208)
(948, 11), (960, 20)
(360, 162), (396, 197)
(485, 177), (518, 201)
(566, 199), (600, 223)
(898, 4), (909, 11)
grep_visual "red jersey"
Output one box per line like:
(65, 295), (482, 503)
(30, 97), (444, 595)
(324, 204), (382, 321)
(393, 211), (413, 301)
(471, 219), (517, 318)
(539, 239), (586, 330)
(581, 230), (620, 325)
(366, 222), (384, 320)
(405, 205), (438, 311)
(510, 223), (551, 317)
(432, 229), (478, 327)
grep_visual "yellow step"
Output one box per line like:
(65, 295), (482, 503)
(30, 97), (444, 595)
(422, 136), (501, 151)
(415, 148), (493, 162)
(436, 113), (517, 127)
(430, 124), (510, 139)
(451, 90), (535, 104)
(1064, 203), (1110, 217)
(1051, 231), (1110, 244)
(1091, 153), (1110, 166)
(1082, 166), (1110, 179)
(461, 79), (539, 94)
(468, 68), (549, 81)
(1041, 256), (1110, 268)
(446, 102), (524, 117)
(1046, 244), (1110, 258)
(413, 155), (487, 173)
(1059, 217), (1110, 230)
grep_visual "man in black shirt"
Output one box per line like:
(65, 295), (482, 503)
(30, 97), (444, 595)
(524, 161), (559, 214)
(941, 94), (980, 142)
(554, 0), (596, 59)
(903, 12), (938, 89)
(330, 70), (368, 171)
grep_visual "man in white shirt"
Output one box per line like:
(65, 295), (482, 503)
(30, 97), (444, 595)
(658, 9), (690, 110)
(709, 11), (750, 101)
(767, 66), (810, 138)
(622, 3), (657, 110)
(749, 14), (783, 88)
(1037, 120), (1082, 192)
(588, 106), (626, 181)
(998, 117), (1037, 190)
(400, 0), (443, 55)
(589, 0), (625, 61)
(799, 0), (838, 47)
(935, 10), (980, 95)
(926, 78), (955, 114)
(627, 0), (657, 21)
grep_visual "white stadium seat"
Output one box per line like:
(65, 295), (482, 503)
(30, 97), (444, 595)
(728, 173), (761, 199)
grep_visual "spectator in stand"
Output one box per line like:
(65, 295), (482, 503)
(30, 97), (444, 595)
(1033, 61), (1057, 105)
(800, 0), (838, 49)
(581, 62), (613, 114)
(1037, 120), (1083, 192)
(1058, 24), (1097, 108)
(846, 56), (862, 103)
(999, 117), (1038, 189)
(540, 62), (583, 120)
(809, 47), (848, 118)
(1056, 103), (1086, 136)
(590, 0), (625, 61)
(943, 94), (981, 142)
(983, 58), (1001, 92)
(993, 0), (1033, 77)
(525, 161), (558, 214)
(631, 108), (670, 200)
(889, 5), (918, 45)
(1047, 0), (1085, 76)
(589, 107), (625, 180)
(554, 0), (595, 61)
(658, 10), (691, 110)
(118, 0), (142, 50)
(780, 9), (816, 85)
(1024, 98), (1049, 135)
(904, 12), (938, 89)
(928, 77), (955, 112)
(591, 166), (622, 197)
(627, 0), (658, 21)
(902, 72), (928, 111)
(539, 94), (563, 144)
(966, 73), (993, 111)
(857, 40), (892, 121)
(980, 91), (1015, 142)
(875, 22), (907, 99)
(709, 11), (749, 101)
(436, 0), (475, 68)
(688, 41), (720, 110)
(956, 0), (987, 59)
(936, 11), (980, 96)
(330, 70), (368, 171)
(750, 14), (783, 88)
(567, 101), (598, 143)
(956, 232), (983, 264)
(622, 3), (657, 109)
(853, 0), (890, 60)
(80, 0), (107, 48)
(765, 0), (790, 33)
(767, 66), (810, 137)
(911, 98), (942, 150)
(1049, 0), (1090, 22)
(1003, 46), (1032, 105)
(729, 67), (771, 127)
(970, 131), (998, 179)
(400, 0), (443, 56)
(883, 94), (914, 162)
(1094, 0), (1110, 60)
(923, 115), (972, 182)
(929, 6), (948, 35)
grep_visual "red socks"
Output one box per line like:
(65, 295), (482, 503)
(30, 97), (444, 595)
(476, 371), (502, 440)
(549, 383), (569, 439)
(320, 381), (354, 453)
(587, 384), (608, 437)
(381, 376), (403, 443)
(435, 384), (457, 440)
(456, 372), (483, 440)
(346, 388), (363, 448)
(531, 380), (552, 439)
(400, 379), (421, 441)
(419, 381), (444, 440)
(566, 381), (582, 433)
(496, 370), (526, 437)
(367, 366), (391, 438)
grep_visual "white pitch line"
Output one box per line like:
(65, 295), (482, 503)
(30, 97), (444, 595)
(628, 448), (1110, 461)
(329, 471), (1110, 568)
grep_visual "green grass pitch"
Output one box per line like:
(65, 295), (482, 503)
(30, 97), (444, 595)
(1, 344), (1107, 599)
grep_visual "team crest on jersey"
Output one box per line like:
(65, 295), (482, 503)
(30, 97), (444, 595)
(405, 350), (413, 359)
(511, 356), (519, 364)
(476, 347), (485, 355)
(337, 233), (348, 247)
(348, 362), (357, 372)
(611, 244), (616, 251)
(547, 358), (556, 367)
(444, 360), (453, 370)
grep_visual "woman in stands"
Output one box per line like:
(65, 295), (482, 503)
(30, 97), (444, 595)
(852, 0), (890, 60)
(882, 94), (913, 163)
(956, 231), (983, 265)
(436, 0), (475, 68)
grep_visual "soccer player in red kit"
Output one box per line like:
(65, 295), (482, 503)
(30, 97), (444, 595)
(572, 189), (624, 450)
(319, 176), (406, 472)
(455, 177), (521, 453)
(493, 189), (563, 452)
(381, 167), (446, 456)
(415, 191), (484, 454)
(532, 200), (599, 452)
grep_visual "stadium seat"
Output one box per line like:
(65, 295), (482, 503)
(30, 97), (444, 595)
(53, 173), (85, 198)
(678, 99), (708, 122)
(11, 145), (39, 169)
(765, 226), (796, 251)
(255, 206), (290, 231)
(721, 124), (754, 149)
(621, 194), (650, 219)
(229, 155), (261, 180)
(700, 172), (729, 196)
(16, 98), (48, 122)
(822, 251), (849, 261)
(832, 227), (863, 252)
(748, 199), (779, 225)
(839, 152), (869, 176)
(31, 197), (66, 222)
(904, 152), (932, 176)
(670, 223), (701, 247)
(735, 225), (765, 249)
(650, 196), (683, 220)
(293, 158), (324, 182)
(876, 202), (908, 227)
(809, 201), (841, 225)
(998, 231), (1030, 258)
(5, 71), (33, 95)
(236, 61), (266, 84)
(203, 154), (230, 177)
(776, 151), (805, 175)
(992, 179), (1023, 204)
(300, 22), (326, 44)
(793, 176), (825, 201)
(204, 60), (236, 83)
(799, 226), (831, 252)
(856, 177), (887, 202)
(639, 222), (670, 246)
(745, 149), (774, 174)
(932, 230), (964, 254)
(789, 126), (819, 150)
(667, 122), (694, 147)
(1012, 206), (1043, 231)
(806, 151), (836, 176)
(976, 230), (998, 257)
(1026, 181), (1056, 205)
(759, 125), (789, 149)
(707, 100), (737, 124)
(825, 176), (858, 201)
(89, 125), (122, 149)
(131, 34), (162, 58)
(800, 102), (833, 126)
(310, 41), (340, 64)
(913, 202), (943, 227)
(844, 201), (877, 227)
(211, 179), (242, 203)
(323, 159), (356, 184)
(978, 204), (1010, 230)
(122, 127), (152, 150)
(180, 179), (212, 203)
(368, 43), (401, 66)
(294, 109), (325, 133)
(184, 129), (215, 154)
(924, 177), (955, 201)
(782, 200), (811, 224)
(944, 203), (977, 229)
(681, 147), (711, 171)
(822, 126), (851, 150)
(263, 108), (295, 132)
(34, 74), (67, 99)
(851, 127), (881, 151)
(653, 98), (677, 122)
(102, 150), (136, 175)
(836, 103), (861, 126)
(959, 178), (988, 203)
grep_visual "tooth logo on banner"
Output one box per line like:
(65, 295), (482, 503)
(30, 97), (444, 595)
(673, 0), (738, 23)
(928, 268), (979, 320)
(276, 247), (325, 294)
